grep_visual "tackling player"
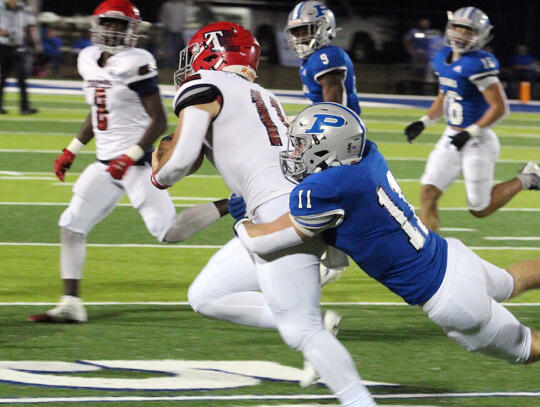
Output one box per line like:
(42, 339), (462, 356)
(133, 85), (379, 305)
(28, 0), (227, 324)
(151, 22), (375, 406)
(234, 102), (540, 366)
(404, 7), (540, 232)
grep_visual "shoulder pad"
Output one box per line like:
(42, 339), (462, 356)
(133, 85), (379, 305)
(173, 79), (222, 116)
(113, 48), (158, 84)
(463, 51), (500, 81)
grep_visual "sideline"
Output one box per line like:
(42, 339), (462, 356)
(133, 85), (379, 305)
(5, 79), (540, 113)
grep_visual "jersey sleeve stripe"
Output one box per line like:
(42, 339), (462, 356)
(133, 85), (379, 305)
(469, 70), (499, 81)
(313, 66), (347, 81)
(291, 209), (345, 236)
(174, 84), (222, 116)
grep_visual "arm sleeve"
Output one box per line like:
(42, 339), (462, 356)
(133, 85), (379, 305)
(235, 222), (304, 255)
(127, 76), (160, 98)
(289, 182), (345, 237)
(154, 106), (210, 187)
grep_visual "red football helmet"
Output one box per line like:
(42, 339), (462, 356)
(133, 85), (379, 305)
(91, 0), (141, 54)
(174, 22), (261, 87)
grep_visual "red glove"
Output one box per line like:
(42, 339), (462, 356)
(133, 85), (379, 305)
(54, 149), (76, 182)
(151, 172), (169, 189)
(106, 154), (135, 180)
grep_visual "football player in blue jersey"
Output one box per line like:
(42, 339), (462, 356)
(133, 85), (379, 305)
(285, 1), (361, 115)
(234, 102), (540, 366)
(404, 7), (540, 232)
(285, 0), (357, 293)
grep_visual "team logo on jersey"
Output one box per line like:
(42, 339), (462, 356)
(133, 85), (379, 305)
(305, 113), (345, 133)
(452, 65), (462, 73)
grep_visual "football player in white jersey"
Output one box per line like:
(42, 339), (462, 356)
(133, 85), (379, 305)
(151, 22), (375, 406)
(28, 0), (228, 324)
(404, 7), (540, 232)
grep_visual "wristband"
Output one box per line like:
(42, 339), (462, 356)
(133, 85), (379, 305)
(465, 124), (482, 137)
(66, 138), (85, 154)
(419, 115), (435, 127)
(125, 144), (145, 161)
(150, 172), (169, 190)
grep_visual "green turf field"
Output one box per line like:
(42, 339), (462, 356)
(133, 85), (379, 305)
(0, 91), (539, 406)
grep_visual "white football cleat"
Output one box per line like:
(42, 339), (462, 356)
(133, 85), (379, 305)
(320, 264), (343, 287)
(299, 310), (343, 388)
(28, 295), (87, 323)
(519, 161), (540, 190)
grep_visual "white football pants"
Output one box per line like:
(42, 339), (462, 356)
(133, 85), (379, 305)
(421, 127), (500, 211)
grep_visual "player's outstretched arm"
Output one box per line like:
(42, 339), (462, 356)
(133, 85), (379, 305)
(404, 91), (444, 143)
(54, 113), (93, 182)
(163, 198), (228, 243)
(235, 213), (308, 256)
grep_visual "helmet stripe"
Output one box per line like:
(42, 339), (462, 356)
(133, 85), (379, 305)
(294, 2), (305, 19)
(465, 7), (476, 19)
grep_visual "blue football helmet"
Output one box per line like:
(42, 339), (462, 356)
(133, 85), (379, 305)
(285, 1), (336, 59)
(280, 103), (367, 183)
(445, 7), (493, 53)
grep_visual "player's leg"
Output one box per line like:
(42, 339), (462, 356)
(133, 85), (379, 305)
(419, 129), (462, 232)
(188, 237), (278, 328)
(253, 196), (375, 406)
(423, 238), (532, 363)
(461, 129), (520, 218)
(29, 163), (124, 323)
(505, 259), (540, 298)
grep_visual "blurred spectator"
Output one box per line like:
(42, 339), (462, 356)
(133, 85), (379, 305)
(72, 33), (92, 55)
(0, 0), (42, 114)
(39, 24), (63, 77)
(509, 44), (537, 98)
(158, 0), (189, 67)
(402, 18), (444, 93)
(195, 3), (216, 27)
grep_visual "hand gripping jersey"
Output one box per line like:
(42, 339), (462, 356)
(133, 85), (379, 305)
(300, 45), (361, 115)
(433, 46), (500, 128)
(78, 45), (158, 160)
(289, 140), (448, 305)
(173, 70), (293, 215)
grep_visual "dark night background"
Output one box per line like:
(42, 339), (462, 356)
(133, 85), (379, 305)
(41, 0), (539, 64)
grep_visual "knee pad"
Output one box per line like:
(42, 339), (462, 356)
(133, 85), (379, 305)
(277, 321), (308, 350)
(187, 280), (205, 313)
(467, 188), (491, 212)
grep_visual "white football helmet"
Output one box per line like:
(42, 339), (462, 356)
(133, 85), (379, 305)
(445, 7), (493, 53)
(285, 1), (336, 59)
(280, 103), (367, 183)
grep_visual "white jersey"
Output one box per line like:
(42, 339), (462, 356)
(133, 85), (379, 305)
(173, 70), (293, 214)
(78, 45), (158, 161)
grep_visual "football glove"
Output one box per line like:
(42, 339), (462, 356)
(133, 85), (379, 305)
(106, 155), (135, 180)
(228, 193), (246, 222)
(404, 121), (425, 143)
(54, 148), (76, 182)
(449, 131), (471, 151)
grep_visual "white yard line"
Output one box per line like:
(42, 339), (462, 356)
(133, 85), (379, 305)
(484, 237), (540, 241)
(1, 301), (538, 307)
(439, 227), (476, 232)
(1, 242), (539, 251)
(0, 391), (538, 404)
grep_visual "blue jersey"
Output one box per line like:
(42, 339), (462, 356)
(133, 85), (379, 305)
(433, 46), (500, 128)
(300, 45), (361, 115)
(289, 140), (447, 305)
